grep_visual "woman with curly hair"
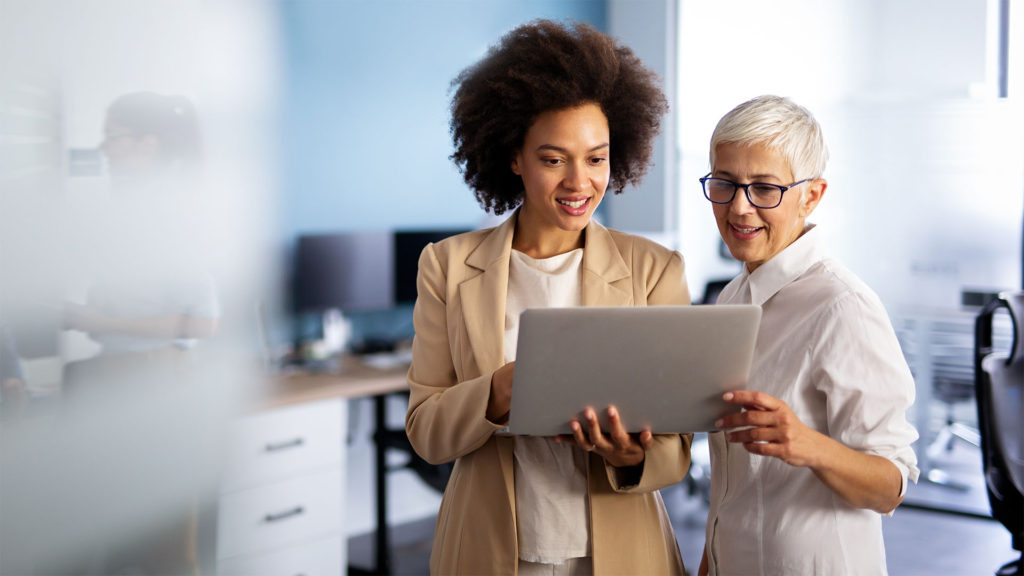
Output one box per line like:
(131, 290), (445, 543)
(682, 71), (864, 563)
(405, 20), (691, 575)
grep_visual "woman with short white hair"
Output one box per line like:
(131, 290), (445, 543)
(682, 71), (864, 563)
(698, 95), (919, 575)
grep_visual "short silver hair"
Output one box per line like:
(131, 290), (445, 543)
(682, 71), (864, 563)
(709, 95), (829, 180)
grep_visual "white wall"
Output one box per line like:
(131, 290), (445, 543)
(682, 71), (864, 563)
(677, 0), (1023, 307)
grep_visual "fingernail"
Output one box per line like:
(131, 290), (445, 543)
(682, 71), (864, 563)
(608, 407), (617, 417)
(571, 421), (580, 431)
(723, 392), (734, 401)
(714, 419), (723, 428)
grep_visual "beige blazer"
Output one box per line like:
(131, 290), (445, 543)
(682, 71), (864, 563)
(406, 212), (693, 576)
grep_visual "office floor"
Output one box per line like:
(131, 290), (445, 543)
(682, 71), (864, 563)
(345, 400), (1018, 576)
(352, 488), (1017, 576)
(349, 485), (1015, 576)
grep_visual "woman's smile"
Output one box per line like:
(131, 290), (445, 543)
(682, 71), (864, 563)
(728, 222), (764, 241)
(557, 196), (591, 215)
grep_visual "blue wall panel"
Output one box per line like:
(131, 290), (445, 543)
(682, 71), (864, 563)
(279, 0), (607, 237)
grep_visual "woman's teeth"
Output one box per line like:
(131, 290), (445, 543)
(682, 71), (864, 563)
(558, 198), (587, 209)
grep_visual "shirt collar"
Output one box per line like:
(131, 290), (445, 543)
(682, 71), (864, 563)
(744, 223), (824, 306)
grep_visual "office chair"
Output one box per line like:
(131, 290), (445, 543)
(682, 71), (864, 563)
(699, 278), (732, 305)
(927, 348), (980, 461)
(367, 387), (452, 494)
(898, 313), (981, 489)
(976, 291), (1023, 576)
(376, 420), (453, 493)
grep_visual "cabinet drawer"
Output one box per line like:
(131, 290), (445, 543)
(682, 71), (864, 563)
(222, 398), (346, 492)
(217, 535), (343, 576)
(217, 467), (344, 560)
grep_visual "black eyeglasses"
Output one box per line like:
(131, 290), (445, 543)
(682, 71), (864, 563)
(699, 173), (812, 209)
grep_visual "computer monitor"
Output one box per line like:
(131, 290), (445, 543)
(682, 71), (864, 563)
(290, 228), (470, 347)
(291, 231), (393, 313)
(393, 229), (469, 305)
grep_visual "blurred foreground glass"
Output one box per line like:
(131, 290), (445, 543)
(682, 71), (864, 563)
(0, 1), (281, 573)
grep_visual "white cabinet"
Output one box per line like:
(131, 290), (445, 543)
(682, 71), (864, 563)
(217, 397), (347, 575)
(218, 536), (343, 576)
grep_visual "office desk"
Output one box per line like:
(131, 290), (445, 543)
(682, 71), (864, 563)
(269, 355), (409, 405)
(252, 355), (410, 575)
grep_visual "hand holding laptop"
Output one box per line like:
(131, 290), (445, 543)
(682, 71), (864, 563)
(557, 405), (653, 468)
(486, 361), (515, 423)
(491, 360), (654, 467)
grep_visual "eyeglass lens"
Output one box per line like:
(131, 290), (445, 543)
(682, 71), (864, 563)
(704, 179), (783, 208)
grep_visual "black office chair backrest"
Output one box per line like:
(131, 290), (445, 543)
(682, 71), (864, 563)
(975, 291), (1024, 552)
(700, 279), (732, 305)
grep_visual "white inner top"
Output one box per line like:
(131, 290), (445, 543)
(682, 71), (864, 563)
(505, 248), (590, 564)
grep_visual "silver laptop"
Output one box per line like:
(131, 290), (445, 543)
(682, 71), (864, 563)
(506, 305), (761, 435)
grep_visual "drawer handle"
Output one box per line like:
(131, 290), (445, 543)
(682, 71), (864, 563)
(264, 506), (304, 523)
(264, 437), (304, 452)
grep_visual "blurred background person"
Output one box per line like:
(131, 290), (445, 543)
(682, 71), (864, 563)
(100, 91), (204, 191)
(64, 92), (219, 396)
(53, 91), (219, 576)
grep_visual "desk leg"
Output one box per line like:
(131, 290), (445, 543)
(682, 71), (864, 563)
(349, 395), (393, 576)
(374, 394), (392, 575)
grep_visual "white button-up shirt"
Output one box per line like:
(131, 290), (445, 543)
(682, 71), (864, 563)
(706, 224), (919, 576)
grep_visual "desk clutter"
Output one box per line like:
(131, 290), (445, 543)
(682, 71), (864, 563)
(360, 349), (413, 371)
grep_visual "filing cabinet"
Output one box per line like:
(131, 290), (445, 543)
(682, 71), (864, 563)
(217, 397), (347, 575)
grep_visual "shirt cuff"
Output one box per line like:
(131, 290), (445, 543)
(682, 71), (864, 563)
(885, 459), (918, 517)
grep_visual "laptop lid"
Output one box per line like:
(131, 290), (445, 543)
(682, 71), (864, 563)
(507, 305), (761, 435)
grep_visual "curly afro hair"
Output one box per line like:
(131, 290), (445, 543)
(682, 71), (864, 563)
(450, 19), (668, 215)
